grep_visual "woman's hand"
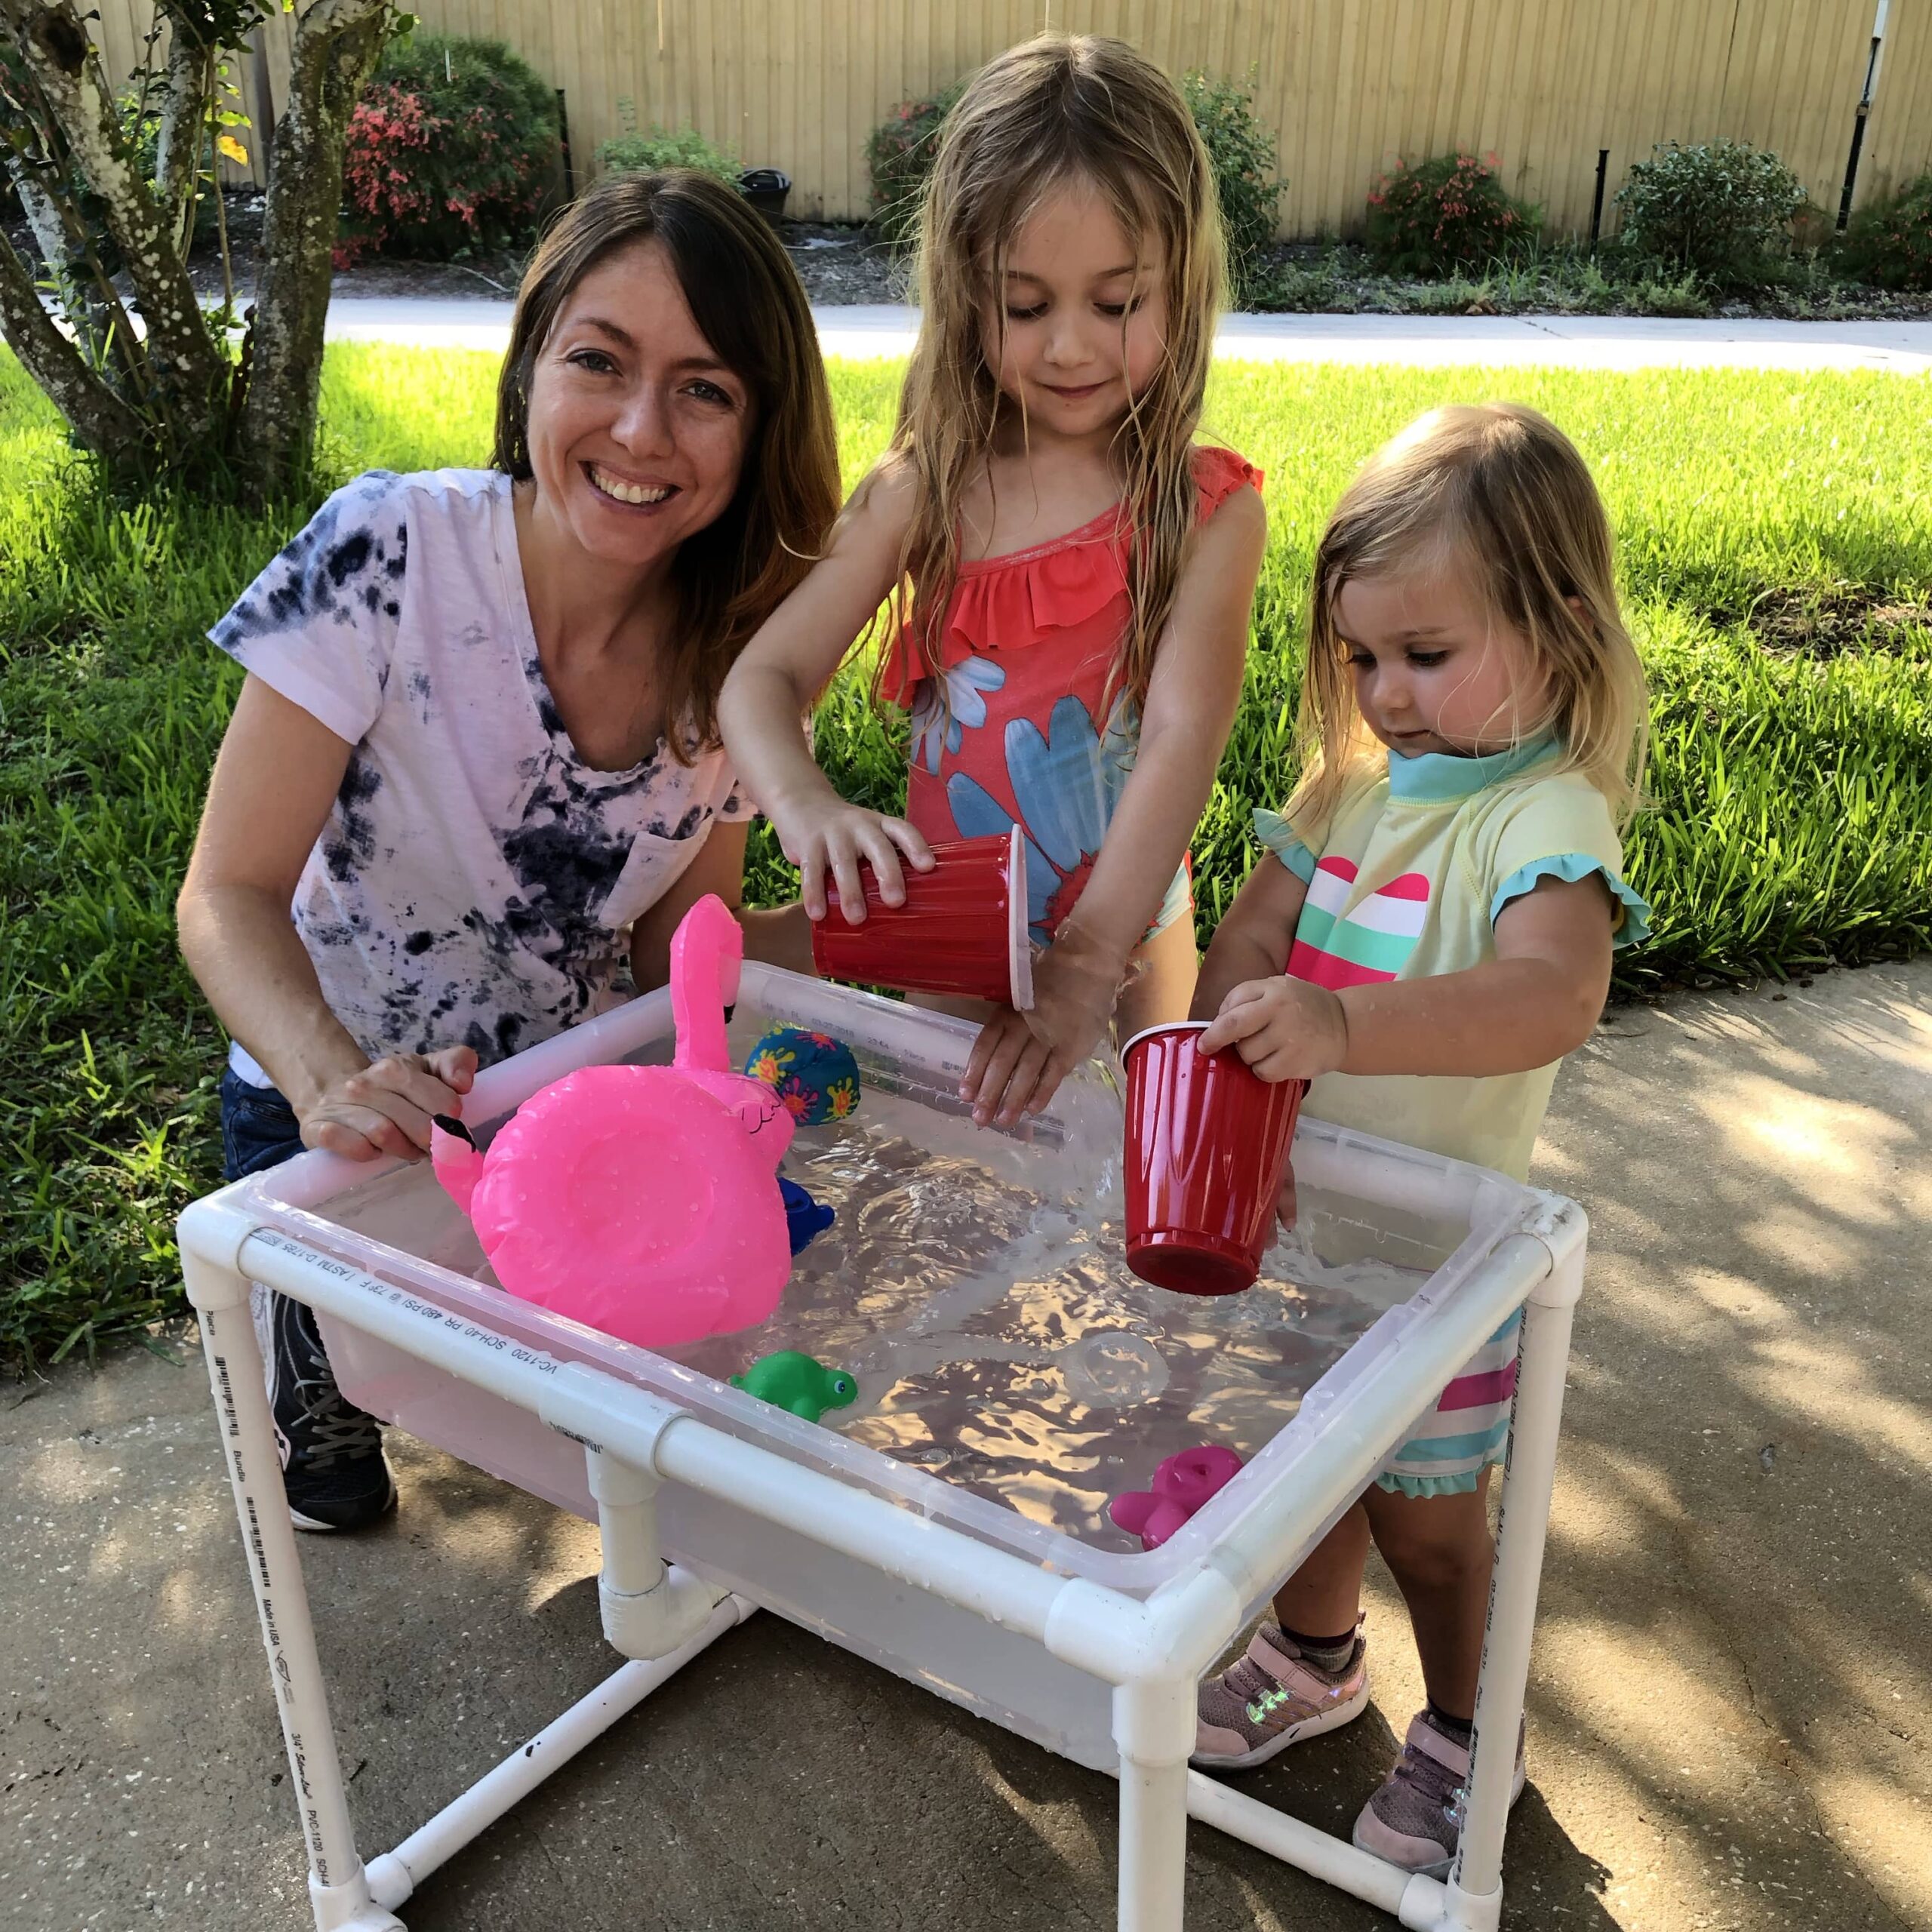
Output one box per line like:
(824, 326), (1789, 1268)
(1196, 976), (1348, 1084)
(300, 1047), (478, 1162)
(960, 924), (1128, 1126)
(776, 796), (933, 924)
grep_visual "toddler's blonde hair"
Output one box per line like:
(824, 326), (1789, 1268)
(1289, 402), (1650, 834)
(881, 33), (1225, 712)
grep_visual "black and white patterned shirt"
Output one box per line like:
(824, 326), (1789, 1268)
(211, 468), (752, 1084)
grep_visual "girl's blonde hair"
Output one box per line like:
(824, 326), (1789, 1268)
(1289, 402), (1650, 833)
(881, 34), (1225, 712)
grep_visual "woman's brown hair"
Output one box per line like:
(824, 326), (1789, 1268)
(494, 169), (841, 759)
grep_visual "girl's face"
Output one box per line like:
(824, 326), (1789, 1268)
(524, 240), (754, 570)
(1334, 555), (1551, 758)
(978, 180), (1170, 437)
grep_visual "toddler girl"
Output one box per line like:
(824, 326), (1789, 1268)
(1189, 402), (1651, 1878)
(719, 34), (1266, 1127)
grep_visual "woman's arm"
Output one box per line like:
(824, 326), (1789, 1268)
(964, 485), (1269, 1125)
(628, 819), (814, 992)
(718, 462), (932, 922)
(177, 677), (475, 1159)
(1196, 872), (1616, 1081)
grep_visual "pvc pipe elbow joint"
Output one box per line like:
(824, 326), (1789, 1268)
(598, 1563), (727, 1663)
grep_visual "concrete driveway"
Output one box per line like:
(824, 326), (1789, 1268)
(4, 961), (1927, 1930)
(318, 297), (1932, 374)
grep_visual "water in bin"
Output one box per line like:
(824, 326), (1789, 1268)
(324, 989), (1468, 1553)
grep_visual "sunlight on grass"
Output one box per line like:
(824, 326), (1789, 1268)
(2, 343), (1929, 1366)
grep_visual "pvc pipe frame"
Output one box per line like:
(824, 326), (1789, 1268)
(179, 1187), (1585, 1932)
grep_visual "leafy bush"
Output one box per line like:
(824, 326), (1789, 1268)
(1180, 69), (1283, 303)
(598, 125), (741, 187)
(864, 82), (965, 251)
(338, 33), (558, 265)
(1363, 152), (1538, 275)
(1833, 173), (1932, 291)
(1613, 140), (1806, 290)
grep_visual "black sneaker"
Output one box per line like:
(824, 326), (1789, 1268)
(256, 1291), (398, 1532)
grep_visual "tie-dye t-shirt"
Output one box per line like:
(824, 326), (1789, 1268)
(209, 467), (752, 1084)
(1255, 739), (1650, 1181)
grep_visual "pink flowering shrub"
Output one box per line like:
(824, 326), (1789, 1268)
(1363, 152), (1538, 275)
(337, 35), (558, 266)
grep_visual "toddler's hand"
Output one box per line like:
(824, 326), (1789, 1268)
(300, 1046), (478, 1163)
(1276, 1162), (1298, 1232)
(1195, 977), (1348, 1083)
(776, 800), (932, 924)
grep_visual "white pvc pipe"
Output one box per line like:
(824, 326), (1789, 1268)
(365, 1595), (754, 1912)
(232, 1231), (1072, 1644)
(184, 1257), (392, 1932)
(1186, 1773), (1424, 1918)
(1448, 1257), (1581, 1905)
(1112, 1680), (1195, 1932)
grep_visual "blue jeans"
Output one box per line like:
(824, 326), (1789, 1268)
(219, 1067), (305, 1183)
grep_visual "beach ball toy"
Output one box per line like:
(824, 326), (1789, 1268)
(743, 1025), (861, 1127)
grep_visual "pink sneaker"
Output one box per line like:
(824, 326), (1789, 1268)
(1352, 1709), (1527, 1877)
(1192, 1623), (1370, 1770)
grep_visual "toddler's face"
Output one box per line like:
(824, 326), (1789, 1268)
(1334, 558), (1551, 758)
(977, 180), (1169, 436)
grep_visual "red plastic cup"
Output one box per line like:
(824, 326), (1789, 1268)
(811, 828), (1034, 1010)
(1121, 1021), (1305, 1296)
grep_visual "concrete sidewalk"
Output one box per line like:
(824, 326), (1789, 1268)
(4, 961), (1928, 1930)
(322, 297), (1932, 371)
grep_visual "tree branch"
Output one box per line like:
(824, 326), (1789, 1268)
(0, 228), (146, 460)
(0, 0), (223, 422)
(5, 152), (146, 383)
(152, 17), (212, 241)
(236, 0), (390, 489)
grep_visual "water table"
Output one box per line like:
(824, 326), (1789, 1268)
(178, 961), (1586, 1931)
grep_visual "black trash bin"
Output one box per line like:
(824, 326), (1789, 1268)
(740, 168), (791, 226)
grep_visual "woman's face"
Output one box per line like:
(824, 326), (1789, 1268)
(523, 239), (754, 568)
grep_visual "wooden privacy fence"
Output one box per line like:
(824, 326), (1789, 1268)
(83, 1), (1932, 237)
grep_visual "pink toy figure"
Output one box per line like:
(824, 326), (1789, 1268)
(1108, 1444), (1244, 1551)
(429, 895), (794, 1349)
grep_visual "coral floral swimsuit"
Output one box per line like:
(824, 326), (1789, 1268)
(878, 445), (1262, 946)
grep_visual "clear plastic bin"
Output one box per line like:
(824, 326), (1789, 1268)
(238, 964), (1538, 1768)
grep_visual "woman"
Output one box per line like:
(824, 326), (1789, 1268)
(178, 171), (838, 1532)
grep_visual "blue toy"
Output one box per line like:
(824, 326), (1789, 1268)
(778, 1175), (836, 1256)
(743, 1026), (861, 1128)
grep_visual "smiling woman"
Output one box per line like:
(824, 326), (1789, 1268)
(174, 170), (839, 1533)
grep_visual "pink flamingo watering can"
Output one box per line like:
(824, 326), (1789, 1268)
(430, 895), (795, 1349)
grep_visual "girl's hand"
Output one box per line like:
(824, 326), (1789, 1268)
(299, 1047), (478, 1163)
(960, 925), (1128, 1126)
(776, 798), (933, 924)
(1196, 977), (1348, 1084)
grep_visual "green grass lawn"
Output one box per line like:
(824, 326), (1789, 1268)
(3, 345), (1930, 1368)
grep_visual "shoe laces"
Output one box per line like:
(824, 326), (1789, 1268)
(294, 1377), (382, 1467)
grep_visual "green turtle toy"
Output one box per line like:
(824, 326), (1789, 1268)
(729, 1350), (858, 1423)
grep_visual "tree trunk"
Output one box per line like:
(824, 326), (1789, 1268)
(0, 0), (224, 438)
(235, 0), (389, 494)
(0, 227), (147, 462)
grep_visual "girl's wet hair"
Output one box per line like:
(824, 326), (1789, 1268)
(876, 34), (1226, 713)
(1290, 402), (1651, 832)
(494, 169), (841, 759)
